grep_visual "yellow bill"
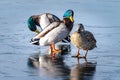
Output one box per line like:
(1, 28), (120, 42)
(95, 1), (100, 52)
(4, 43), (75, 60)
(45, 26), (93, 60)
(35, 29), (40, 34)
(70, 16), (74, 22)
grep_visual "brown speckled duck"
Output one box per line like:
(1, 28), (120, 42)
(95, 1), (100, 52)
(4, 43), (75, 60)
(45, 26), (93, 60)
(70, 23), (97, 58)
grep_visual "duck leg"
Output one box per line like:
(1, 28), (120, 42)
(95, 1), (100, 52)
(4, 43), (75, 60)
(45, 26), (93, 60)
(50, 43), (61, 58)
(83, 50), (88, 58)
(72, 49), (81, 58)
(75, 49), (80, 58)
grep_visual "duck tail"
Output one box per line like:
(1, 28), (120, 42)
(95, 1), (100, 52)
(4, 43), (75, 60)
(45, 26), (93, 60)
(62, 35), (71, 43)
(30, 38), (40, 45)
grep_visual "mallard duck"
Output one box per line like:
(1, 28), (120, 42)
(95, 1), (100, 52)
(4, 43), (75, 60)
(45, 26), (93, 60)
(70, 23), (97, 58)
(27, 13), (60, 34)
(28, 13), (71, 43)
(31, 9), (74, 58)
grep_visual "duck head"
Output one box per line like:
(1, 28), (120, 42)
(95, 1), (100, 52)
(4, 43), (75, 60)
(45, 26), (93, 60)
(27, 16), (40, 34)
(63, 9), (74, 22)
(78, 23), (85, 33)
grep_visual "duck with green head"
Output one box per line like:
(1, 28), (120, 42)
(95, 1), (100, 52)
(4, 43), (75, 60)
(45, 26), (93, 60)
(28, 13), (71, 43)
(31, 9), (74, 58)
(27, 13), (60, 34)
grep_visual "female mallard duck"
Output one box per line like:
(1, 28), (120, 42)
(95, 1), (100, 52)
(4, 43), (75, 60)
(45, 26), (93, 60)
(31, 9), (74, 58)
(70, 23), (97, 58)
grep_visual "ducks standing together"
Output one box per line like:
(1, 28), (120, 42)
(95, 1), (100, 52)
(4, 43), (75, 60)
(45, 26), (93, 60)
(27, 9), (97, 60)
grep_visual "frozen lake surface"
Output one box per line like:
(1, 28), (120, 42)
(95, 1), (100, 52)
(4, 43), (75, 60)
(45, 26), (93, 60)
(0, 0), (120, 80)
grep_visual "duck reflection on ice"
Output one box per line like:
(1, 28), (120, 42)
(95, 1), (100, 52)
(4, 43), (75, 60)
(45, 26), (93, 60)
(28, 51), (71, 78)
(28, 42), (71, 68)
(70, 60), (97, 80)
(27, 42), (96, 80)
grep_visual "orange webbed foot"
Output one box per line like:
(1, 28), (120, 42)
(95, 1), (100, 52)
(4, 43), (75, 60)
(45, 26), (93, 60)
(50, 43), (61, 60)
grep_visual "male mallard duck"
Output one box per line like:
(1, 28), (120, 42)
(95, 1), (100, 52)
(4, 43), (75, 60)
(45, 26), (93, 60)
(28, 13), (71, 43)
(32, 9), (74, 58)
(27, 13), (60, 34)
(70, 23), (97, 58)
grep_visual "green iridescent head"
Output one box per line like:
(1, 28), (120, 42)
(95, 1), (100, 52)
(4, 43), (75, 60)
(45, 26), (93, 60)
(27, 16), (36, 31)
(63, 9), (74, 22)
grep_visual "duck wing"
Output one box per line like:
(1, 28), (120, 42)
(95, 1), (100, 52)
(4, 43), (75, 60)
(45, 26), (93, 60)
(37, 21), (61, 37)
(82, 31), (96, 43)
